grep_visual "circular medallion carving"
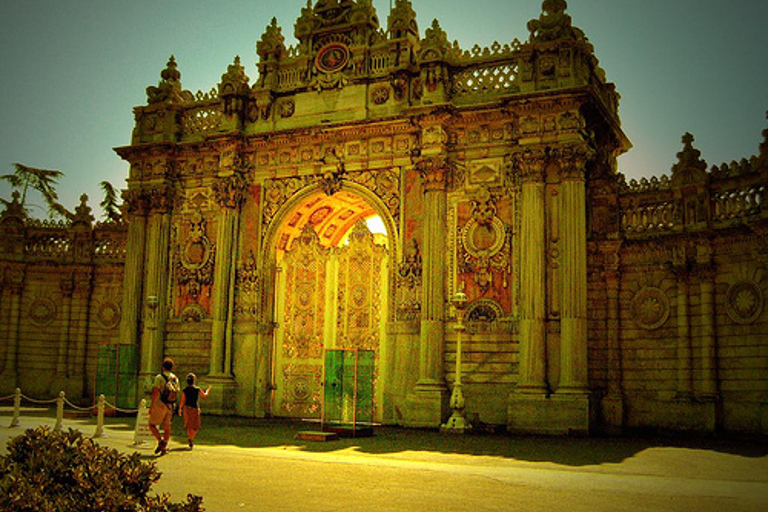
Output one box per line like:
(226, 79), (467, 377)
(630, 286), (670, 330)
(725, 281), (763, 324)
(291, 377), (312, 402)
(97, 301), (121, 329)
(315, 43), (349, 73)
(181, 236), (211, 270)
(461, 217), (506, 258)
(29, 298), (56, 326)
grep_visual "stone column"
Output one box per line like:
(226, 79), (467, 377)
(138, 186), (174, 382)
(68, 268), (93, 398)
(516, 149), (548, 394)
(673, 259), (693, 398)
(403, 156), (449, 427)
(600, 241), (624, 431)
(0, 266), (24, 392)
(210, 172), (248, 378)
(557, 149), (590, 394)
(415, 156), (448, 390)
(118, 190), (148, 351)
(52, 273), (74, 393)
(696, 244), (718, 398)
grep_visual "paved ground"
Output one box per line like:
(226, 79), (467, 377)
(1, 411), (767, 511)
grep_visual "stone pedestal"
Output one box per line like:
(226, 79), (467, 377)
(403, 384), (448, 428)
(600, 395), (625, 435)
(204, 376), (239, 416)
(508, 392), (594, 435)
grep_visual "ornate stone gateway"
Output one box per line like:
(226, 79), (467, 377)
(272, 219), (387, 419)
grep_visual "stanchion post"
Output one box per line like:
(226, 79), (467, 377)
(10, 388), (21, 427)
(54, 391), (65, 431)
(93, 394), (106, 438)
(133, 399), (148, 445)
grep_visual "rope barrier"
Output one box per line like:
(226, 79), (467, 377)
(18, 394), (59, 405)
(6, 387), (147, 441)
(0, 394), (15, 402)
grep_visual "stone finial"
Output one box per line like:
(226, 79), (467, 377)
(71, 194), (95, 226)
(388, 0), (418, 38)
(671, 132), (708, 186)
(219, 56), (250, 94)
(527, 0), (591, 45)
(422, 19), (450, 55)
(146, 55), (188, 104)
(1, 190), (26, 222)
(257, 17), (285, 60)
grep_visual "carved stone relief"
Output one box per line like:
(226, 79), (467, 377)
(725, 281), (764, 324)
(630, 286), (670, 330)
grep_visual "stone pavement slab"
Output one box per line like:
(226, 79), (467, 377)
(1, 413), (767, 512)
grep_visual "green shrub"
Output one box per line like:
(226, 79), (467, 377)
(0, 427), (203, 512)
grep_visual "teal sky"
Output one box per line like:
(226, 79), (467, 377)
(1, 0), (766, 218)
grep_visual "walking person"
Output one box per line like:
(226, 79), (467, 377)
(148, 358), (180, 455)
(178, 372), (210, 449)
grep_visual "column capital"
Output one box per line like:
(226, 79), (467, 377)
(552, 144), (594, 181)
(213, 172), (251, 209)
(513, 148), (547, 183)
(415, 156), (450, 192)
(146, 184), (178, 214)
(121, 188), (151, 217)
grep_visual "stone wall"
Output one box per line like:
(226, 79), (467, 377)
(589, 131), (768, 434)
(0, 195), (126, 403)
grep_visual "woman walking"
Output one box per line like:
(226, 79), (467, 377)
(178, 373), (210, 449)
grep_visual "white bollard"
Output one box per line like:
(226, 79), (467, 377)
(133, 399), (153, 445)
(54, 391), (65, 431)
(10, 388), (21, 427)
(93, 394), (106, 438)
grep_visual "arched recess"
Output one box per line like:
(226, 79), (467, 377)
(260, 180), (399, 422)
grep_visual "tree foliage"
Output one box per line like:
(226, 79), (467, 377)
(0, 427), (204, 512)
(0, 163), (71, 219)
(100, 181), (123, 222)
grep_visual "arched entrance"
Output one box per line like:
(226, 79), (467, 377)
(267, 187), (392, 422)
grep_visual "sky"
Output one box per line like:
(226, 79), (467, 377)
(1, 0), (766, 219)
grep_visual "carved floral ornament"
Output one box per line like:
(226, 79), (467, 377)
(29, 297), (56, 326)
(725, 281), (764, 325)
(630, 286), (670, 330)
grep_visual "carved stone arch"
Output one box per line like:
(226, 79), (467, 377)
(261, 179), (400, 323)
(262, 180), (399, 264)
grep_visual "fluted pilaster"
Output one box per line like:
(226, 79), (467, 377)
(414, 156), (448, 388)
(516, 149), (548, 393)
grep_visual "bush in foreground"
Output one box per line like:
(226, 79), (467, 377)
(0, 427), (203, 512)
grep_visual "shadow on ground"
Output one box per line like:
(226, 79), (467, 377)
(4, 411), (766, 467)
(183, 416), (768, 467)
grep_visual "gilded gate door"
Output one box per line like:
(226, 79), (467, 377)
(273, 220), (387, 420)
(273, 226), (330, 418)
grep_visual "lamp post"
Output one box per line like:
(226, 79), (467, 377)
(441, 289), (471, 434)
